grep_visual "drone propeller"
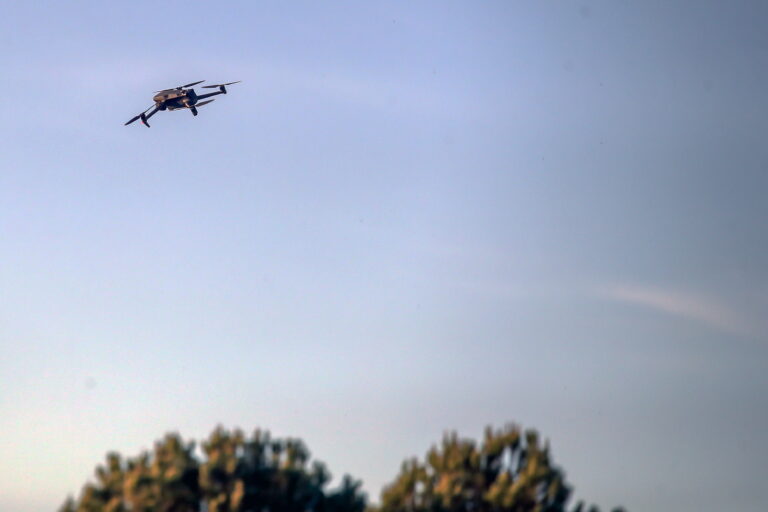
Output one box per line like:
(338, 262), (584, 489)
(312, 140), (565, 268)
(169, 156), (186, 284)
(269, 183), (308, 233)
(201, 81), (241, 88)
(124, 105), (155, 126)
(195, 99), (215, 107)
(154, 80), (205, 92)
(180, 80), (205, 88)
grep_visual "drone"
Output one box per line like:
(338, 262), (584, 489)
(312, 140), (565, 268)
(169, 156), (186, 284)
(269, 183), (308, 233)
(125, 80), (240, 127)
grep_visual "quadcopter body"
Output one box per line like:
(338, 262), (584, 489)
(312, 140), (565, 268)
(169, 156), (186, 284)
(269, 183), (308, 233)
(125, 80), (240, 127)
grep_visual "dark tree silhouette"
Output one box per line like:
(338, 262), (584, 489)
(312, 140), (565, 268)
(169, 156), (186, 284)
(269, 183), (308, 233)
(61, 424), (623, 512)
(61, 427), (366, 512)
(373, 425), (624, 512)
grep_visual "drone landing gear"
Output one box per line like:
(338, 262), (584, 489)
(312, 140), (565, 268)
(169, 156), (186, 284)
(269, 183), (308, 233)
(189, 99), (215, 117)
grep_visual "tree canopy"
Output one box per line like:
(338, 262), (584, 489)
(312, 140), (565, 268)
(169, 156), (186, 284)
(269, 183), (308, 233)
(374, 425), (623, 512)
(60, 427), (365, 512)
(61, 425), (622, 512)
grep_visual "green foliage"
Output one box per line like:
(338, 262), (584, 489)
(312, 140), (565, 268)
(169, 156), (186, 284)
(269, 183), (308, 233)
(199, 426), (364, 512)
(375, 425), (618, 512)
(61, 424), (622, 512)
(57, 496), (76, 512)
(63, 427), (366, 512)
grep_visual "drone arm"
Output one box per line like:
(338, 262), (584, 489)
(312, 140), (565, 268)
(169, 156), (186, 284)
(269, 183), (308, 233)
(195, 90), (226, 101)
(136, 106), (160, 127)
(192, 80), (239, 101)
(124, 112), (144, 126)
(125, 105), (158, 127)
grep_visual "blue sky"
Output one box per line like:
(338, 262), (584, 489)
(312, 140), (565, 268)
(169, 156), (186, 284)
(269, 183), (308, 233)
(1, 2), (767, 511)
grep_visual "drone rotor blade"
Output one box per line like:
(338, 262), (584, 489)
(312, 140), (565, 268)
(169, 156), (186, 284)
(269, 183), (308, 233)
(154, 80), (205, 93)
(202, 81), (241, 88)
(195, 99), (215, 107)
(125, 105), (155, 126)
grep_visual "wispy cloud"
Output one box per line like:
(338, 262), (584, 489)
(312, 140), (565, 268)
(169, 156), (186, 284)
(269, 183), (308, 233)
(599, 284), (753, 337)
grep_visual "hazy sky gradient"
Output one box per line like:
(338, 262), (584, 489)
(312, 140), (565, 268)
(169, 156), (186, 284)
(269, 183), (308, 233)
(2, 2), (767, 511)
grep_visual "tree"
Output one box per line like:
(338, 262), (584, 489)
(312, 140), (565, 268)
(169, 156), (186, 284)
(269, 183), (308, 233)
(62, 427), (366, 512)
(375, 425), (623, 512)
(199, 426), (365, 512)
(62, 424), (622, 512)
